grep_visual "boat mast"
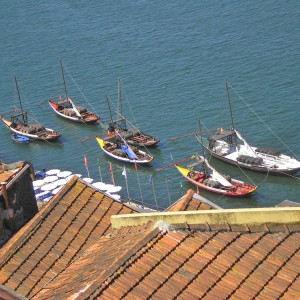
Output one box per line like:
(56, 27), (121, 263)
(60, 60), (69, 100)
(226, 81), (235, 131)
(14, 76), (26, 124)
(118, 78), (126, 130)
(198, 120), (209, 175)
(106, 95), (114, 124)
(118, 78), (122, 117)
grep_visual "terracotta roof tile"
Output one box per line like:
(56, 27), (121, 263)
(11, 226), (300, 299)
(166, 189), (221, 212)
(1, 184), (300, 299)
(0, 177), (139, 299)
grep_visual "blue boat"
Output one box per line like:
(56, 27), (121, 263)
(10, 134), (30, 144)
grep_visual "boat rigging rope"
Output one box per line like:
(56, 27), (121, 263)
(229, 83), (299, 161)
(108, 95), (141, 135)
(118, 80), (139, 129)
(63, 63), (100, 116)
(109, 109), (153, 155)
(15, 83), (60, 145)
(16, 82), (40, 125)
(275, 170), (300, 180)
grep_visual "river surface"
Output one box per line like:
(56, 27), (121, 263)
(1, 1), (300, 209)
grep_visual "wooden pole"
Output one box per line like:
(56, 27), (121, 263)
(156, 155), (195, 172)
(168, 129), (218, 141)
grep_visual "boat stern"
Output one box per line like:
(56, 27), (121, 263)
(96, 137), (105, 149)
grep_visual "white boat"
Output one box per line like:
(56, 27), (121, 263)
(57, 171), (72, 178)
(40, 183), (58, 191)
(46, 169), (60, 176)
(32, 180), (45, 188)
(96, 136), (154, 165)
(106, 185), (122, 193)
(35, 191), (52, 201)
(83, 178), (94, 184)
(92, 182), (109, 191)
(52, 186), (63, 195)
(43, 176), (59, 183)
(199, 82), (300, 175)
(53, 178), (67, 186)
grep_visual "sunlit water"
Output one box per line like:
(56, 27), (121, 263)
(1, 1), (300, 209)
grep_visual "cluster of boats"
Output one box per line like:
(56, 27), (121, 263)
(1, 68), (299, 198)
(33, 169), (122, 203)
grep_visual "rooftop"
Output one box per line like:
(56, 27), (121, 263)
(34, 208), (300, 299)
(165, 189), (222, 212)
(0, 176), (299, 299)
(0, 176), (139, 298)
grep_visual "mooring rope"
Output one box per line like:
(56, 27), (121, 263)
(63, 63), (100, 116)
(229, 82), (299, 161)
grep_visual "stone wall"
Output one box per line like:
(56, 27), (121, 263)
(0, 163), (38, 247)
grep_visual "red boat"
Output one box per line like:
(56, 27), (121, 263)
(47, 60), (100, 124)
(176, 156), (257, 197)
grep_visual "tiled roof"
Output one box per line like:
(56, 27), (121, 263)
(1, 178), (299, 300)
(0, 176), (139, 299)
(166, 189), (222, 211)
(32, 220), (300, 300)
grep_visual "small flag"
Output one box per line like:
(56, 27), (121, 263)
(197, 186), (200, 195)
(180, 182), (183, 190)
(149, 175), (152, 185)
(109, 162), (115, 185)
(84, 155), (88, 167)
(134, 162), (138, 171)
(84, 155), (90, 178)
(122, 166), (127, 179)
(196, 154), (203, 162)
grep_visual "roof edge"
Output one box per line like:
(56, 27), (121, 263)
(111, 207), (300, 229)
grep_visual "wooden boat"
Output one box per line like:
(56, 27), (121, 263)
(10, 134), (30, 144)
(199, 82), (300, 175)
(96, 136), (154, 165)
(0, 77), (61, 142)
(104, 79), (160, 147)
(176, 155), (257, 197)
(47, 60), (100, 124)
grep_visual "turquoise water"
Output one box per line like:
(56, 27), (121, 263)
(1, 1), (300, 209)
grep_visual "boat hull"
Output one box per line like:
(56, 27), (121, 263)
(1, 117), (61, 142)
(206, 147), (300, 175)
(48, 100), (99, 124)
(10, 134), (30, 144)
(96, 137), (154, 165)
(176, 165), (256, 197)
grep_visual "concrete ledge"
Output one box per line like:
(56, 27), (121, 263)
(111, 207), (300, 229)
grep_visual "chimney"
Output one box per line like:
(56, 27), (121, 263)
(1, 182), (9, 209)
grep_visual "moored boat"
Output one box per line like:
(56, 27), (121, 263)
(47, 60), (100, 124)
(10, 134), (30, 144)
(199, 82), (300, 175)
(200, 129), (300, 175)
(176, 155), (257, 197)
(96, 136), (154, 165)
(104, 78), (160, 147)
(0, 76), (61, 142)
